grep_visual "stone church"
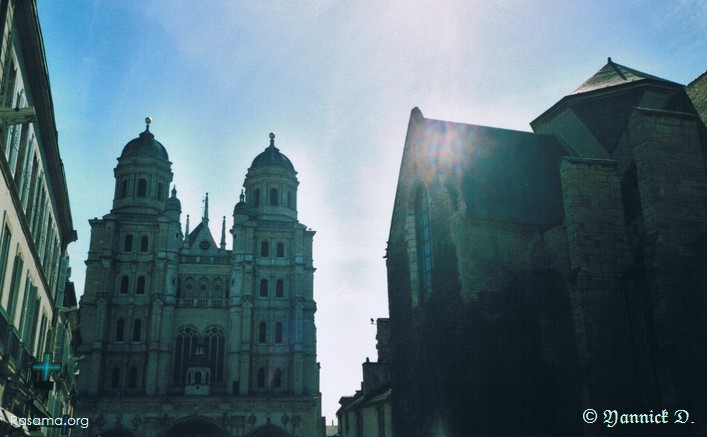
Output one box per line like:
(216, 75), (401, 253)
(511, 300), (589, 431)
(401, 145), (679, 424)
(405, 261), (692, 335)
(75, 123), (323, 437)
(386, 60), (707, 436)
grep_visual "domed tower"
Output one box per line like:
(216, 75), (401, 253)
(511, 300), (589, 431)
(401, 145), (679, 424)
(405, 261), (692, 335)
(112, 117), (173, 215)
(229, 132), (319, 406)
(243, 132), (298, 221)
(79, 118), (182, 401)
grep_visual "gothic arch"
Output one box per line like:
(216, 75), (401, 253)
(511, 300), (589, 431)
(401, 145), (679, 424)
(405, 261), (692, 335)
(173, 325), (199, 383)
(161, 415), (228, 437)
(246, 424), (294, 437)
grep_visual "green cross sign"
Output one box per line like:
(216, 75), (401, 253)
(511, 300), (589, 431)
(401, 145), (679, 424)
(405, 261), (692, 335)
(32, 353), (61, 381)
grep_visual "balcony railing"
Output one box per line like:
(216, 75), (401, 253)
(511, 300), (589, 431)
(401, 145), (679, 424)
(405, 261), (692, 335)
(176, 298), (225, 308)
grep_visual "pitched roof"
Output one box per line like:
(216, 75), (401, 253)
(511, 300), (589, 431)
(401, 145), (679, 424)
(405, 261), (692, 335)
(572, 58), (681, 95)
(411, 112), (570, 226)
(685, 70), (707, 127)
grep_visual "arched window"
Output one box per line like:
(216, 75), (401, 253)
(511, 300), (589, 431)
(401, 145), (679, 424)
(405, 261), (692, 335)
(270, 188), (278, 206)
(275, 322), (283, 344)
(276, 279), (284, 298)
(137, 178), (147, 197)
(261, 241), (269, 257)
(157, 182), (164, 200)
(173, 326), (198, 383)
(119, 179), (128, 198)
(116, 318), (125, 342)
(257, 368), (265, 388)
(274, 368), (282, 388)
(120, 275), (129, 293)
(136, 276), (146, 294)
(140, 235), (149, 252)
(415, 186), (433, 303)
(124, 234), (133, 251)
(260, 279), (268, 297)
(204, 326), (225, 383)
(128, 366), (138, 388)
(253, 189), (260, 206)
(258, 322), (266, 343)
(111, 367), (121, 389)
(276, 242), (284, 257)
(133, 319), (141, 342)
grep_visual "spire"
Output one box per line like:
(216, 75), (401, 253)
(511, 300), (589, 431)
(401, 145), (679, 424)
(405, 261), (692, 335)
(202, 192), (209, 223)
(240, 189), (245, 203)
(269, 132), (276, 148)
(220, 216), (226, 250)
(184, 214), (190, 241)
(171, 185), (177, 198)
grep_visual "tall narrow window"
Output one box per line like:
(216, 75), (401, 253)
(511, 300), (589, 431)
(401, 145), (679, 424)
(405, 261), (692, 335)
(204, 326), (225, 383)
(133, 319), (141, 342)
(157, 182), (164, 200)
(140, 236), (148, 252)
(119, 179), (128, 198)
(276, 242), (284, 258)
(7, 254), (23, 319)
(128, 367), (138, 388)
(136, 276), (146, 294)
(415, 187), (433, 303)
(111, 367), (121, 389)
(124, 234), (133, 252)
(275, 322), (283, 344)
(137, 178), (147, 197)
(274, 368), (282, 388)
(261, 241), (269, 257)
(259, 322), (267, 343)
(173, 326), (198, 383)
(120, 275), (129, 293)
(0, 224), (12, 295)
(287, 191), (292, 208)
(270, 188), (278, 206)
(276, 279), (284, 298)
(257, 368), (265, 388)
(116, 318), (125, 342)
(260, 279), (268, 297)
(253, 189), (260, 206)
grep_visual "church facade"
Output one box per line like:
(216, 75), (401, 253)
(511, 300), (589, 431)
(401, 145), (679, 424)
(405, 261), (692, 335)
(75, 125), (322, 437)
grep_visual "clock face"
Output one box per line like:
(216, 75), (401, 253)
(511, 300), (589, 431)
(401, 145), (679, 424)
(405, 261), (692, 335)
(200, 240), (211, 250)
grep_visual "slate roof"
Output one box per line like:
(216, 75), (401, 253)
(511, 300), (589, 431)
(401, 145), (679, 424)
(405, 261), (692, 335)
(120, 126), (169, 161)
(685, 70), (707, 127)
(412, 110), (570, 226)
(250, 141), (295, 172)
(572, 58), (680, 95)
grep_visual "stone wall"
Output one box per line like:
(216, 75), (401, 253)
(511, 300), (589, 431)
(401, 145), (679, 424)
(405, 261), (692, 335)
(560, 157), (634, 414)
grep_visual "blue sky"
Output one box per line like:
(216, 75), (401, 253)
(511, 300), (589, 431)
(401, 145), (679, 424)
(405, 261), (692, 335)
(37, 0), (706, 422)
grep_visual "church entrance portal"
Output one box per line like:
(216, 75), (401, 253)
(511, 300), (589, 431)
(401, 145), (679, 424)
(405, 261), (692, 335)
(246, 424), (294, 437)
(162, 416), (228, 437)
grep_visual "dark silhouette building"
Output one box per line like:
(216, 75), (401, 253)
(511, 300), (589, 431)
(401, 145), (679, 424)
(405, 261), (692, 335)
(385, 60), (707, 436)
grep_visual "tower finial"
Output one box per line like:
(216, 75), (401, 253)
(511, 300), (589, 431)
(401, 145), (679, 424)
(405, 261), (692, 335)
(171, 185), (177, 198)
(145, 116), (152, 131)
(184, 214), (190, 241)
(203, 192), (209, 223)
(239, 189), (245, 203)
(269, 132), (275, 147)
(220, 216), (226, 250)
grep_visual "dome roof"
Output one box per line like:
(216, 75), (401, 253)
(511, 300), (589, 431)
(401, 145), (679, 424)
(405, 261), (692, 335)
(249, 133), (295, 172)
(166, 187), (181, 210)
(120, 125), (169, 161)
(233, 190), (248, 215)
